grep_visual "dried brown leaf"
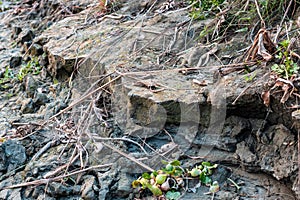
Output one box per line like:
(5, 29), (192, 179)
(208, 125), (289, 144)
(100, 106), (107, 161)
(257, 33), (272, 61)
(261, 90), (270, 107)
(280, 83), (291, 103)
(245, 28), (276, 62)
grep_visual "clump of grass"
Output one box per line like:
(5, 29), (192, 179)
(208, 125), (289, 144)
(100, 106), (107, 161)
(188, 0), (226, 20)
(188, 0), (298, 43)
(17, 57), (42, 81)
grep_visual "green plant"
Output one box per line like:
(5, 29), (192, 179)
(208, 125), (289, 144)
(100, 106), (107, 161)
(188, 0), (225, 20)
(132, 160), (218, 198)
(271, 39), (299, 79)
(3, 67), (14, 80)
(244, 71), (256, 82)
(0, 67), (14, 90)
(165, 191), (181, 200)
(17, 57), (42, 81)
(0, 67), (14, 86)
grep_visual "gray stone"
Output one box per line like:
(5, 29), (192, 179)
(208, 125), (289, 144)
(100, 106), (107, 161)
(216, 191), (238, 200)
(46, 182), (81, 197)
(24, 75), (39, 98)
(8, 188), (21, 200)
(116, 173), (133, 198)
(28, 43), (43, 56)
(11, 26), (22, 40)
(34, 92), (49, 106)
(0, 189), (8, 199)
(9, 56), (22, 68)
(20, 98), (35, 114)
(81, 175), (97, 200)
(4, 140), (27, 171)
(257, 125), (297, 180)
(0, 145), (6, 171)
(17, 29), (35, 44)
(235, 141), (256, 164)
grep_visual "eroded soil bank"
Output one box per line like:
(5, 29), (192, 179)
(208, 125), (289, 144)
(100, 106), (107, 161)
(0, 0), (299, 199)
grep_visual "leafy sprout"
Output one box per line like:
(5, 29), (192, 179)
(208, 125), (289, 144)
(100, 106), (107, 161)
(132, 160), (219, 198)
(17, 57), (42, 81)
(271, 39), (299, 79)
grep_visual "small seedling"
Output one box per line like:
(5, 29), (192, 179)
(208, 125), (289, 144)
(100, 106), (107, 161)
(0, 67), (14, 89)
(188, 0), (226, 20)
(17, 57), (42, 81)
(271, 39), (299, 79)
(244, 71), (256, 82)
(132, 160), (218, 198)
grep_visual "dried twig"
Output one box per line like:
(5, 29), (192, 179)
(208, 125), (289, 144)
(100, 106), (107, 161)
(31, 139), (59, 161)
(4, 163), (114, 189)
(93, 136), (149, 155)
(49, 74), (121, 121)
(274, 0), (293, 43)
(116, 61), (256, 76)
(102, 142), (154, 172)
(254, 0), (265, 28)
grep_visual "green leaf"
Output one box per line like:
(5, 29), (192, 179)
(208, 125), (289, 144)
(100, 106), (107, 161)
(142, 172), (151, 179)
(148, 184), (163, 196)
(151, 171), (158, 178)
(156, 174), (167, 184)
(200, 172), (212, 185)
(201, 161), (213, 167)
(161, 160), (169, 165)
(279, 39), (290, 48)
(170, 160), (181, 166)
(52, 78), (59, 85)
(173, 168), (184, 177)
(189, 168), (201, 177)
(139, 178), (150, 189)
(166, 191), (181, 200)
(165, 163), (174, 172)
(207, 164), (218, 169)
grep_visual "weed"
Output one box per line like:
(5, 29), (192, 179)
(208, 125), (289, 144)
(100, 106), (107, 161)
(188, 0), (226, 20)
(17, 57), (42, 81)
(0, 67), (13, 84)
(244, 71), (256, 82)
(132, 160), (219, 198)
(271, 39), (299, 79)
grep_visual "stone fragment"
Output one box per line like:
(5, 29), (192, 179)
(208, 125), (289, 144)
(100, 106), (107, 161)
(235, 141), (256, 164)
(7, 188), (21, 200)
(11, 26), (22, 40)
(29, 43), (43, 56)
(20, 98), (35, 114)
(4, 140), (27, 171)
(257, 125), (297, 180)
(9, 56), (22, 68)
(24, 75), (39, 98)
(115, 173), (133, 198)
(0, 145), (6, 171)
(46, 182), (81, 197)
(81, 175), (97, 200)
(34, 92), (49, 106)
(17, 29), (35, 44)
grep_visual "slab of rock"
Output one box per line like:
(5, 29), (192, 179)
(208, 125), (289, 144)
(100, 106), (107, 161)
(256, 124), (297, 180)
(3, 140), (27, 172)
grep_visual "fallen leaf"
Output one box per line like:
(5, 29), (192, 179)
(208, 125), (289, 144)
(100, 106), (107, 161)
(257, 32), (272, 61)
(280, 83), (291, 103)
(261, 90), (270, 107)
